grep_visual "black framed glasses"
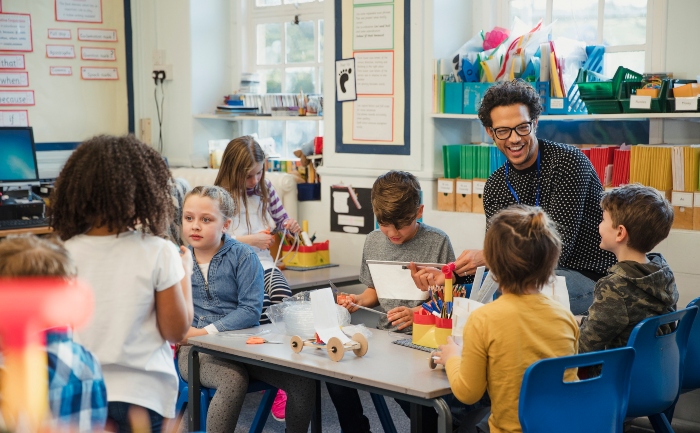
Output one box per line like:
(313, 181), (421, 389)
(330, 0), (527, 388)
(491, 121), (533, 140)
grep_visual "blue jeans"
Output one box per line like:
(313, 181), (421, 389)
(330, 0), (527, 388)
(107, 402), (163, 433)
(555, 268), (596, 315)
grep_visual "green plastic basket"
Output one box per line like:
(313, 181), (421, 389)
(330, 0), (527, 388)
(577, 66), (644, 101)
(619, 79), (669, 113)
(583, 99), (622, 114)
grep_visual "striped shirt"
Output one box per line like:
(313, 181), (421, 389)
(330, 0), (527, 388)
(246, 179), (289, 231)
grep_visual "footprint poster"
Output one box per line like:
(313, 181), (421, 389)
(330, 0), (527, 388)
(335, 58), (357, 102)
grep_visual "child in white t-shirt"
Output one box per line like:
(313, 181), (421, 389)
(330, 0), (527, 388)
(50, 134), (194, 432)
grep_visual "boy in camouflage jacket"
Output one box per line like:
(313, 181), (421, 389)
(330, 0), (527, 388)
(578, 184), (678, 353)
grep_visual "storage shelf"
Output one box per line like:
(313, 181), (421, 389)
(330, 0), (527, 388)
(194, 113), (323, 121)
(431, 113), (700, 121)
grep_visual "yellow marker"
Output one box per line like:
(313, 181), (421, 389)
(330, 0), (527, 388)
(302, 220), (309, 234)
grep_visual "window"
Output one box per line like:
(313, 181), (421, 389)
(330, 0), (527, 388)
(246, 0), (324, 158)
(507, 0), (651, 76)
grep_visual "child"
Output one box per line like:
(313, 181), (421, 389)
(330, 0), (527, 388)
(0, 234), (107, 432)
(50, 134), (194, 432)
(177, 185), (315, 433)
(578, 184), (678, 354)
(215, 135), (301, 422)
(434, 205), (579, 433)
(331, 170), (456, 433)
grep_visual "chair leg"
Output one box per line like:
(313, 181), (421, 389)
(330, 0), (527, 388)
(370, 393), (398, 433)
(249, 388), (278, 433)
(648, 413), (675, 433)
(200, 391), (210, 432)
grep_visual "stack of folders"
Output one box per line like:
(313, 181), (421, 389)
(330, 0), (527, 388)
(489, 146), (507, 176)
(589, 146), (619, 186)
(580, 148), (591, 160)
(630, 146), (673, 192)
(459, 144), (491, 180)
(443, 145), (461, 178)
(671, 146), (700, 192)
(612, 149), (631, 187)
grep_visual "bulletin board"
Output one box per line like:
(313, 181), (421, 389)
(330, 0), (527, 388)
(0, 0), (128, 144)
(334, 0), (410, 155)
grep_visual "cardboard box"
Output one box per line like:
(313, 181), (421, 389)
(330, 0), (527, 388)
(436, 178), (456, 211)
(673, 83), (700, 98)
(455, 180), (473, 212)
(671, 191), (694, 230)
(472, 179), (486, 214)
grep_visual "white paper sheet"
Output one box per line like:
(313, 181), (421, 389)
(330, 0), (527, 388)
(367, 262), (430, 301)
(543, 276), (570, 311)
(311, 288), (351, 344)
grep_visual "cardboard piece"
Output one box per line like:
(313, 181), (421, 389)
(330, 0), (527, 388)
(437, 178), (456, 211)
(472, 178), (486, 214)
(455, 180), (473, 212)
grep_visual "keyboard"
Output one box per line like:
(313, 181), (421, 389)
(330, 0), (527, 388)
(392, 338), (433, 352)
(0, 217), (50, 230)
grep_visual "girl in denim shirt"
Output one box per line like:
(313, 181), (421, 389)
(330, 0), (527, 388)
(176, 186), (315, 433)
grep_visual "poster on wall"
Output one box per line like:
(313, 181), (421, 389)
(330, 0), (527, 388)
(55, 0), (102, 23)
(0, 110), (29, 127)
(0, 54), (25, 69)
(0, 13), (33, 52)
(0, 72), (29, 87)
(78, 28), (117, 42)
(335, 58), (357, 102)
(330, 185), (374, 234)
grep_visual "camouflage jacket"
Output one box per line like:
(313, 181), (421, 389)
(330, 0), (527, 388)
(579, 253), (678, 353)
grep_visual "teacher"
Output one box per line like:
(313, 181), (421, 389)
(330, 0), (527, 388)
(415, 80), (616, 315)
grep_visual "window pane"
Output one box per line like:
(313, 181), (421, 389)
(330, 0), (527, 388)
(285, 0), (315, 3)
(285, 67), (316, 93)
(509, 0), (546, 28)
(257, 0), (281, 5)
(259, 69), (282, 93)
(318, 20), (325, 63)
(604, 51), (645, 76)
(286, 21), (315, 63)
(604, 0), (646, 46)
(256, 121), (285, 157)
(285, 121), (318, 158)
(257, 23), (282, 65)
(318, 66), (323, 94)
(551, 0), (598, 43)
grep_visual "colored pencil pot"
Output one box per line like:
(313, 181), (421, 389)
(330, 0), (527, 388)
(282, 241), (330, 268)
(412, 310), (437, 348)
(435, 318), (454, 346)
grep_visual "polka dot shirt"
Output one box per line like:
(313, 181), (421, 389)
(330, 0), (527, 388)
(484, 139), (617, 276)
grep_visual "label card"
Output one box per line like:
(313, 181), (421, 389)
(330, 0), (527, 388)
(675, 97), (699, 112)
(630, 95), (652, 110)
(0, 71), (28, 87)
(695, 193), (700, 208)
(0, 13), (32, 52)
(473, 180), (486, 195)
(81, 67), (118, 80)
(549, 98), (564, 109)
(0, 54), (24, 69)
(50, 66), (72, 76)
(46, 45), (75, 58)
(48, 29), (72, 39)
(456, 180), (472, 195)
(78, 28), (117, 42)
(56, 0), (102, 23)
(437, 180), (454, 194)
(672, 191), (694, 208)
(0, 110), (29, 126)
(0, 90), (35, 105)
(81, 46), (116, 61)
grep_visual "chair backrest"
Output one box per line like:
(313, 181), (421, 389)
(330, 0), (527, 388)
(519, 347), (635, 433)
(684, 297), (700, 390)
(626, 306), (698, 418)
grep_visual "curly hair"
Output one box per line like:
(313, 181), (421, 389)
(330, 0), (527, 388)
(214, 136), (268, 232)
(477, 80), (544, 128)
(50, 135), (173, 241)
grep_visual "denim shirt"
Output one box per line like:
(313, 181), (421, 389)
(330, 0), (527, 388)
(189, 234), (264, 331)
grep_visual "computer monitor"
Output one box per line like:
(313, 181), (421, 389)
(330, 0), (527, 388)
(0, 127), (40, 189)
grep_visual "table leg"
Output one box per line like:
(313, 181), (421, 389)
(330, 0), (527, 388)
(311, 380), (322, 433)
(432, 397), (452, 433)
(410, 402), (422, 433)
(188, 348), (201, 432)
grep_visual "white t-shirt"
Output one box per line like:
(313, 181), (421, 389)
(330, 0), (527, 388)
(228, 194), (276, 269)
(66, 231), (185, 418)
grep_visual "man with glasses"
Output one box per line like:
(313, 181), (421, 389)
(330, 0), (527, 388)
(412, 80), (615, 315)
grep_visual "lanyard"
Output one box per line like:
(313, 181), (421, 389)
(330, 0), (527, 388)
(505, 149), (541, 207)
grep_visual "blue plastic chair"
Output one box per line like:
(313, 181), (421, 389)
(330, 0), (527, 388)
(625, 306), (698, 433)
(174, 358), (278, 433)
(519, 347), (636, 433)
(682, 297), (700, 390)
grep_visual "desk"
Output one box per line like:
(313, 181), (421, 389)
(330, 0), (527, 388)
(188, 325), (452, 433)
(282, 264), (361, 292)
(0, 226), (52, 238)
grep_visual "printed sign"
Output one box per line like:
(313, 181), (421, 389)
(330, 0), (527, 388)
(81, 47), (116, 61)
(81, 67), (118, 80)
(56, 0), (102, 23)
(46, 45), (76, 58)
(48, 29), (72, 39)
(0, 54), (24, 69)
(50, 66), (72, 76)
(0, 13), (32, 52)
(78, 28), (117, 42)
(0, 110), (29, 126)
(0, 72), (29, 87)
(0, 90), (35, 106)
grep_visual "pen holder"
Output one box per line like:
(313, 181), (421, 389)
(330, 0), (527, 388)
(282, 241), (330, 268)
(412, 311), (453, 349)
(434, 318), (453, 346)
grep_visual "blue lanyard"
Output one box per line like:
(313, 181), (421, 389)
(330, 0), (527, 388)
(505, 150), (541, 207)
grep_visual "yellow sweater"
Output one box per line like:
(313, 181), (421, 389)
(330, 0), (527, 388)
(445, 293), (579, 433)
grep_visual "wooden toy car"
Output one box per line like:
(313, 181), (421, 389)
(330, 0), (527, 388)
(290, 333), (368, 362)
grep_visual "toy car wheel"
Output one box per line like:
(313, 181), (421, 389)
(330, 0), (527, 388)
(290, 335), (304, 353)
(429, 356), (437, 370)
(351, 333), (368, 357)
(327, 337), (345, 362)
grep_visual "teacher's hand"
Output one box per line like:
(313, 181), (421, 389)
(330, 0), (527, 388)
(408, 262), (445, 291)
(454, 249), (486, 277)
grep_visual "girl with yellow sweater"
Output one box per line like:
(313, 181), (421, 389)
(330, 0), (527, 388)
(433, 205), (579, 433)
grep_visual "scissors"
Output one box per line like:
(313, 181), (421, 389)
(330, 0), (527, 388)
(246, 336), (283, 344)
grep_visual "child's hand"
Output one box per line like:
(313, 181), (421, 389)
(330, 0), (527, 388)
(179, 246), (193, 275)
(408, 262), (445, 291)
(387, 306), (414, 331)
(246, 231), (274, 250)
(283, 218), (301, 234)
(433, 337), (461, 365)
(338, 294), (359, 313)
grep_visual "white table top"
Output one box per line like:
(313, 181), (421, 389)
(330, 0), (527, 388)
(281, 264), (361, 291)
(188, 324), (452, 400)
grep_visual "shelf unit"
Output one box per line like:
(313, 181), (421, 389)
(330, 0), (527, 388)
(194, 113), (324, 121)
(431, 113), (700, 121)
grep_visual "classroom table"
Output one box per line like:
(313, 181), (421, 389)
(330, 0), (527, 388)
(0, 226), (52, 238)
(281, 264), (361, 292)
(187, 324), (453, 433)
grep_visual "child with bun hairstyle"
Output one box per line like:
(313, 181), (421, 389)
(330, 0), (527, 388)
(433, 205), (579, 433)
